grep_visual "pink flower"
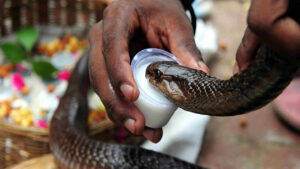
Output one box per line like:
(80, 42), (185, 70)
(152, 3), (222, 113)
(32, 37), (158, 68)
(72, 52), (80, 59)
(57, 70), (71, 81)
(11, 73), (25, 91)
(35, 120), (48, 128)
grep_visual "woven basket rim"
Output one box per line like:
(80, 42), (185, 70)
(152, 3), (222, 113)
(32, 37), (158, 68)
(0, 119), (48, 134)
(0, 119), (49, 142)
(0, 117), (115, 142)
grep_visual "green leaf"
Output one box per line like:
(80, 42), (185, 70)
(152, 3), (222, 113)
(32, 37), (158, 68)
(32, 60), (58, 78)
(0, 43), (27, 63)
(17, 27), (39, 52)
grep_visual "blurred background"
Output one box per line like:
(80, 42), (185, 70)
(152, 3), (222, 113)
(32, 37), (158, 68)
(0, 0), (300, 169)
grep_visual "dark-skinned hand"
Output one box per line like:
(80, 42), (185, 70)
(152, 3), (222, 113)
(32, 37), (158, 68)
(88, 0), (209, 143)
(234, 0), (300, 73)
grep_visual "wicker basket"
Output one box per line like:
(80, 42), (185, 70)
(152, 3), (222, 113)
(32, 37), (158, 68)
(0, 0), (144, 168)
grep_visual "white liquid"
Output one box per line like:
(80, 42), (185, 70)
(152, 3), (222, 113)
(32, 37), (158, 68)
(132, 51), (178, 128)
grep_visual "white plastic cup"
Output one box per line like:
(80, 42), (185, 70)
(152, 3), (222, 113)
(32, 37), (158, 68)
(131, 48), (180, 128)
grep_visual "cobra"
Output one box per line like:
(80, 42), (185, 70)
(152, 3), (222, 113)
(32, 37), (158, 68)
(50, 1), (299, 168)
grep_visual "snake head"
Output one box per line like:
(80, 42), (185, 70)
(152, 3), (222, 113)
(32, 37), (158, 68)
(146, 61), (169, 83)
(146, 61), (187, 102)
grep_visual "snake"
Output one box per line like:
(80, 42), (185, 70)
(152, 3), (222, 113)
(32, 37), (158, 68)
(50, 1), (299, 169)
(146, 44), (298, 116)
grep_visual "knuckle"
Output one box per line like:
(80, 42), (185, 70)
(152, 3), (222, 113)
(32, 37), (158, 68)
(181, 40), (202, 59)
(88, 70), (95, 88)
(88, 22), (102, 42)
(236, 47), (244, 63)
(247, 13), (272, 34)
(88, 26), (97, 41)
(104, 99), (127, 125)
(88, 71), (99, 93)
(101, 34), (114, 58)
(103, 99), (118, 119)
(236, 43), (249, 60)
(103, 2), (120, 18)
(88, 62), (101, 93)
(104, 1), (135, 20)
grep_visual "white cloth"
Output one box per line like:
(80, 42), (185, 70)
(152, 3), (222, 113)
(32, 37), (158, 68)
(141, 108), (210, 164)
(194, 19), (218, 61)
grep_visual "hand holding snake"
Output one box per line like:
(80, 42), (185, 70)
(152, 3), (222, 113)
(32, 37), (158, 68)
(88, 0), (209, 143)
(146, 0), (300, 116)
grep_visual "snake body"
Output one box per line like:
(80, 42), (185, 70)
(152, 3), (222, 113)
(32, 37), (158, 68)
(50, 55), (206, 169)
(50, 1), (299, 169)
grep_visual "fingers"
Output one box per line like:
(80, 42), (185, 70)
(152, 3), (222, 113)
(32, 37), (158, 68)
(102, 3), (140, 102)
(234, 27), (261, 74)
(166, 16), (210, 74)
(261, 17), (300, 59)
(247, 0), (300, 59)
(88, 21), (145, 136)
(235, 0), (300, 74)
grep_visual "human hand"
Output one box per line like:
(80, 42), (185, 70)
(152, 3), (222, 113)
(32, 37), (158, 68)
(234, 0), (300, 74)
(88, 0), (209, 143)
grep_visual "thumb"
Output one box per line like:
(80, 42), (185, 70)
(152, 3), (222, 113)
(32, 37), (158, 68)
(168, 27), (210, 74)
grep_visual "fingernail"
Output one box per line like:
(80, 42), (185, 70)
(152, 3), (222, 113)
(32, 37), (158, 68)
(124, 118), (135, 133)
(120, 83), (134, 101)
(191, 62), (200, 69)
(233, 64), (239, 74)
(197, 61), (205, 68)
(143, 129), (162, 143)
(197, 61), (210, 74)
(143, 130), (154, 142)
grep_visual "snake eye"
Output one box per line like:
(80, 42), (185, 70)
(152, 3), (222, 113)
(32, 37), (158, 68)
(154, 69), (162, 81)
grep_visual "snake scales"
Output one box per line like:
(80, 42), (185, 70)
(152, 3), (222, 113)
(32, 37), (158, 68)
(50, 1), (299, 169)
(146, 45), (298, 116)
